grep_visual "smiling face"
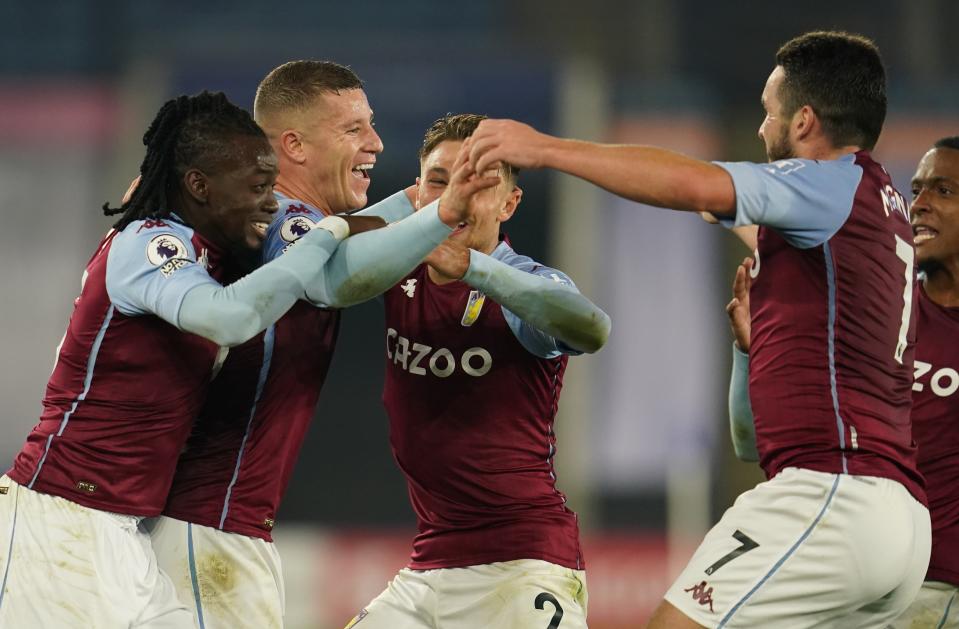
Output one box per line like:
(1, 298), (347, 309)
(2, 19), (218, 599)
(758, 66), (795, 162)
(911, 146), (959, 272)
(298, 88), (383, 213)
(197, 134), (280, 255)
(416, 139), (520, 254)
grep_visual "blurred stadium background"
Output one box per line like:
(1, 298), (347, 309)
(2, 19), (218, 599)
(1, 1), (957, 626)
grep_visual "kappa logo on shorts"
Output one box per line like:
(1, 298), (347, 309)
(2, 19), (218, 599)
(684, 581), (715, 613)
(280, 216), (317, 242)
(344, 609), (368, 627)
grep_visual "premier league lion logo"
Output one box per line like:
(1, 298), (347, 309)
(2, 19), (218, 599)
(280, 216), (317, 242)
(146, 234), (189, 266)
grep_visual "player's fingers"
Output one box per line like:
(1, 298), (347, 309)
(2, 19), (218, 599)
(726, 298), (739, 315)
(700, 211), (719, 224)
(469, 136), (502, 175)
(462, 174), (501, 196)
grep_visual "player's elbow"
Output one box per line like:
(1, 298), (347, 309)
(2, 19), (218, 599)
(193, 305), (264, 347)
(574, 310), (611, 354)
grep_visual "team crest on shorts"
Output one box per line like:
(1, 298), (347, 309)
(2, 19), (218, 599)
(344, 609), (368, 627)
(280, 216), (317, 242)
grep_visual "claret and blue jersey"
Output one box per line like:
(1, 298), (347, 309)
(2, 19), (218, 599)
(382, 241), (586, 571)
(7, 217), (242, 516)
(717, 151), (924, 504)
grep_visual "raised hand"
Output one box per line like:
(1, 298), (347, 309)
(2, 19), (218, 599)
(424, 239), (471, 281)
(726, 257), (753, 352)
(468, 119), (551, 176)
(437, 138), (501, 227)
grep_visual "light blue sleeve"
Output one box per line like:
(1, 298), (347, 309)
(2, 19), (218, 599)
(105, 221), (219, 324)
(309, 200), (452, 307)
(263, 204), (327, 263)
(464, 250), (611, 359)
(729, 343), (759, 462)
(354, 190), (416, 222)
(714, 155), (863, 249)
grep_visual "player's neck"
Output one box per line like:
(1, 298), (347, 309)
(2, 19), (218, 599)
(797, 141), (861, 162)
(274, 177), (331, 216)
(923, 264), (959, 308)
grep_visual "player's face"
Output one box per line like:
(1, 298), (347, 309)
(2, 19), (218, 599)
(758, 66), (794, 162)
(416, 139), (520, 254)
(300, 89), (383, 214)
(910, 147), (959, 270)
(203, 136), (280, 255)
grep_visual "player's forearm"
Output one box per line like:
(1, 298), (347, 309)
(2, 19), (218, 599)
(463, 251), (611, 353)
(354, 189), (415, 222)
(543, 138), (737, 215)
(178, 228), (340, 346)
(728, 343), (759, 462)
(308, 199), (452, 307)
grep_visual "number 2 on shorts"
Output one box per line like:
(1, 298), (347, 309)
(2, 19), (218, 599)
(535, 592), (564, 628)
(704, 529), (759, 575)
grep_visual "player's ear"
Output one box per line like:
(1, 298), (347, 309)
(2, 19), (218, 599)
(183, 169), (209, 203)
(794, 104), (816, 143)
(280, 129), (306, 164)
(498, 186), (522, 223)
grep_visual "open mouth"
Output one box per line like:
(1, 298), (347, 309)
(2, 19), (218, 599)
(251, 221), (269, 239)
(352, 163), (374, 180)
(913, 224), (938, 244)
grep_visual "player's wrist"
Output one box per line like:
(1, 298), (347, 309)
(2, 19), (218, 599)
(314, 215), (350, 241)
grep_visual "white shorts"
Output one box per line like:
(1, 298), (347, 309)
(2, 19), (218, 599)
(0, 475), (193, 628)
(663, 467), (930, 629)
(345, 558), (588, 629)
(889, 580), (959, 628)
(148, 515), (285, 629)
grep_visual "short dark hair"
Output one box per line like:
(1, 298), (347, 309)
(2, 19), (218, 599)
(419, 113), (518, 181)
(103, 91), (266, 230)
(775, 31), (886, 150)
(934, 136), (959, 151)
(254, 60), (363, 121)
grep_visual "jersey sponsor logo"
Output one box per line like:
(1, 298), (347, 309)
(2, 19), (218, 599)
(400, 278), (417, 298)
(461, 290), (485, 326)
(280, 216), (317, 242)
(684, 580), (715, 613)
(146, 234), (189, 267)
(913, 360), (959, 397)
(386, 328), (492, 377)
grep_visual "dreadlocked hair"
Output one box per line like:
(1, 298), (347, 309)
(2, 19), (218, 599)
(103, 91), (266, 230)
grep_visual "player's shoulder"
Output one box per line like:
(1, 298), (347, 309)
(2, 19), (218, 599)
(110, 216), (197, 264)
(265, 196), (327, 257)
(491, 241), (575, 287)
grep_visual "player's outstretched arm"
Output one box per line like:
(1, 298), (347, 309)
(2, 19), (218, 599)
(468, 118), (737, 216)
(305, 143), (500, 308)
(177, 224), (345, 346)
(454, 247), (611, 354)
(726, 258), (758, 462)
